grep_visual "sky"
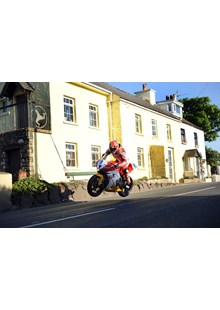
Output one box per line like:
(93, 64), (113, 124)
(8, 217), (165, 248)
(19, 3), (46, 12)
(107, 82), (220, 152)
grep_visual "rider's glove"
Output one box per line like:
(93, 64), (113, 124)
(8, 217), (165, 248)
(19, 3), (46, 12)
(114, 163), (119, 169)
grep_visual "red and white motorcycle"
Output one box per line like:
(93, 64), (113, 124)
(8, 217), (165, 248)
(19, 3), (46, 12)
(87, 159), (134, 197)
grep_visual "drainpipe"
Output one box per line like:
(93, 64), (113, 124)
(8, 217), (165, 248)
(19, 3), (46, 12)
(107, 93), (113, 141)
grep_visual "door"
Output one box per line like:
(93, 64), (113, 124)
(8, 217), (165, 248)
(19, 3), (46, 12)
(16, 95), (28, 128)
(6, 149), (21, 183)
(168, 148), (174, 182)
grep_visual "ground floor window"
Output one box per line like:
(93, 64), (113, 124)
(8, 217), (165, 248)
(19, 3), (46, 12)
(91, 145), (101, 167)
(66, 143), (77, 167)
(137, 147), (145, 167)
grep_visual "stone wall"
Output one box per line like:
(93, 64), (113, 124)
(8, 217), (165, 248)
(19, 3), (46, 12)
(0, 128), (34, 179)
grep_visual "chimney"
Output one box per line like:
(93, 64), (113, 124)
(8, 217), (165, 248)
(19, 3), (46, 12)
(135, 85), (156, 105)
(173, 94), (177, 101)
(166, 95), (169, 100)
(142, 83), (147, 91)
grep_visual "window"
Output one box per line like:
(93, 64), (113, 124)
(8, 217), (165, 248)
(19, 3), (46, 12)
(64, 96), (76, 123)
(176, 105), (181, 114)
(166, 124), (172, 141)
(66, 143), (77, 167)
(181, 128), (187, 143)
(2, 101), (9, 113)
(194, 132), (198, 146)
(89, 104), (99, 127)
(137, 147), (145, 167)
(167, 104), (172, 112)
(91, 145), (101, 167)
(135, 114), (142, 134)
(151, 119), (158, 137)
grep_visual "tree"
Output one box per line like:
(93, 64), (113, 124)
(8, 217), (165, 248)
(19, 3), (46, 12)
(205, 147), (220, 167)
(180, 97), (220, 142)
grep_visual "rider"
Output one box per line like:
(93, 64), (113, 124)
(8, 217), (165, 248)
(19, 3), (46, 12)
(102, 140), (131, 186)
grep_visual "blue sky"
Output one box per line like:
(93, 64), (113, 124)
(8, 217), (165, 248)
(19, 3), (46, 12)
(107, 82), (220, 152)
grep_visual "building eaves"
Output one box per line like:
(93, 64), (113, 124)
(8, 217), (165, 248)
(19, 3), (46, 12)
(91, 82), (204, 132)
(0, 82), (34, 98)
(91, 82), (182, 121)
(182, 118), (203, 130)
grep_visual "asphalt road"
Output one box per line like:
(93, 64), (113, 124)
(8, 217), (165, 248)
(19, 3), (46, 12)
(0, 182), (220, 228)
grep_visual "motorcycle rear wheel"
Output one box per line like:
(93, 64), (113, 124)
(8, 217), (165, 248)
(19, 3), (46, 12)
(118, 177), (133, 197)
(87, 175), (104, 197)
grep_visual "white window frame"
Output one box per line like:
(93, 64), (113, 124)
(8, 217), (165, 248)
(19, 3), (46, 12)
(89, 104), (99, 128)
(64, 96), (76, 123)
(151, 119), (158, 138)
(137, 147), (145, 168)
(135, 114), (142, 134)
(66, 143), (77, 167)
(166, 124), (172, 141)
(91, 145), (101, 167)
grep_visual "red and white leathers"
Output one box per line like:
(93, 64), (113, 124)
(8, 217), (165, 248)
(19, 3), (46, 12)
(103, 141), (131, 185)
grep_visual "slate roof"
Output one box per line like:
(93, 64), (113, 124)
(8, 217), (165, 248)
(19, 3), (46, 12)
(0, 82), (34, 98)
(91, 82), (202, 130)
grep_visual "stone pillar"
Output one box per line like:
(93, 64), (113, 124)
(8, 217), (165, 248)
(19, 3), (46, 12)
(0, 172), (12, 212)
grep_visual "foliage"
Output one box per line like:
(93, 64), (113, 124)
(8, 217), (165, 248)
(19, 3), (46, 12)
(180, 97), (220, 142)
(12, 177), (47, 198)
(205, 147), (220, 167)
(138, 176), (148, 181)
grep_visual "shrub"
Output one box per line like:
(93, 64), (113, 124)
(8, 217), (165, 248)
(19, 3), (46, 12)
(138, 176), (148, 181)
(12, 177), (47, 200)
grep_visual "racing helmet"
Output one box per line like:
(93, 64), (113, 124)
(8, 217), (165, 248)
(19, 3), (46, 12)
(109, 140), (119, 153)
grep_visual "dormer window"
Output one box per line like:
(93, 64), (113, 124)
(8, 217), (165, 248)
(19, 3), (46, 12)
(176, 105), (181, 114)
(157, 94), (183, 119)
(167, 104), (172, 112)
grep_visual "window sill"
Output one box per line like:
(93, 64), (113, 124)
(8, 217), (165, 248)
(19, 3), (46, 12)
(63, 121), (78, 126)
(135, 132), (144, 136)
(88, 126), (100, 130)
(66, 167), (78, 170)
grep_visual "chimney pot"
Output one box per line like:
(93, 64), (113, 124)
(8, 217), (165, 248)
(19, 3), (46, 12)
(166, 95), (169, 100)
(142, 83), (147, 91)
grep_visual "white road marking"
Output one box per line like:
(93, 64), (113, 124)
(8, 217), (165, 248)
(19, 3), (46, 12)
(172, 186), (216, 197)
(21, 207), (115, 228)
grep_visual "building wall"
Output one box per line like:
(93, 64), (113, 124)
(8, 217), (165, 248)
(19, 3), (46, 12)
(118, 99), (206, 182)
(0, 82), (207, 184)
(34, 82), (110, 183)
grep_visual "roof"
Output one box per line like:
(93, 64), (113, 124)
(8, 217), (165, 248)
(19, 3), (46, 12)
(0, 82), (34, 98)
(91, 82), (203, 130)
(183, 149), (200, 158)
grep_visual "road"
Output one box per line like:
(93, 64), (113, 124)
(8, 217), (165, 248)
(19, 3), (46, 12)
(0, 182), (220, 228)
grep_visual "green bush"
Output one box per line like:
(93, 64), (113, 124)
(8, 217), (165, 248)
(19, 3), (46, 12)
(138, 176), (148, 181)
(12, 177), (47, 198)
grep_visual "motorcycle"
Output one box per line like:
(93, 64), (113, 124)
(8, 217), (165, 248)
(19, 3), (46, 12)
(87, 159), (134, 197)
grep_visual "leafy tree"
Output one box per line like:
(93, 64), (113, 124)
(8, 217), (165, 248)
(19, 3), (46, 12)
(205, 147), (220, 167)
(180, 97), (220, 142)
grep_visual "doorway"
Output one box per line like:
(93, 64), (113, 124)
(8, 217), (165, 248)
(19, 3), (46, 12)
(6, 149), (21, 183)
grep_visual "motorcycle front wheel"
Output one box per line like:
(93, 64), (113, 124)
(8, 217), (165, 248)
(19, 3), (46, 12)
(87, 175), (104, 197)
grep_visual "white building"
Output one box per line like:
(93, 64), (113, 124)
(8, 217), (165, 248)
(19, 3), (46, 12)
(0, 82), (207, 183)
